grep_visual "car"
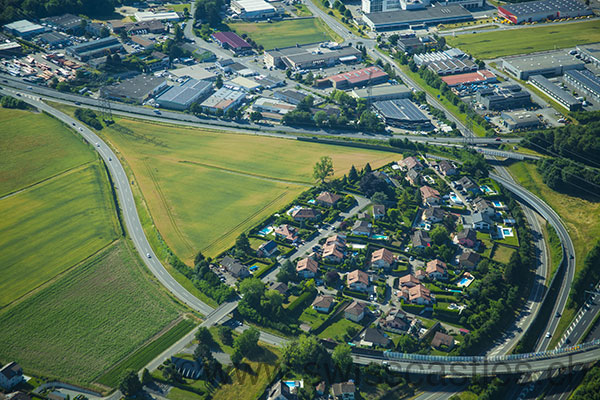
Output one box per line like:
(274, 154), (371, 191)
(495, 137), (502, 142)
(545, 332), (551, 338)
(15, 93), (20, 96)
(27, 86), (32, 90)
(96, 143), (100, 147)
(108, 156), (112, 161)
(556, 312), (561, 318)
(72, 122), (76, 126)
(75, 101), (81, 105)
(79, 127), (83, 131)
(146, 253), (152, 258)
(312, 245), (322, 252)
(409, 256), (414, 261)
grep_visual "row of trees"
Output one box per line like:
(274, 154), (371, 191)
(536, 158), (600, 198)
(0, 0), (115, 25)
(194, 0), (224, 28)
(0, 95), (29, 109)
(569, 241), (600, 308)
(74, 108), (102, 129)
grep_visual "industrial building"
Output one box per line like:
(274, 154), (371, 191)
(529, 74), (582, 111)
(373, 98), (431, 129)
(264, 44), (361, 70)
(211, 32), (252, 55)
(101, 74), (168, 104)
(42, 14), (84, 35)
(362, 0), (482, 13)
(66, 36), (123, 61)
(427, 57), (477, 76)
(316, 66), (389, 89)
(231, 0), (278, 19)
(228, 76), (262, 92)
(253, 75), (285, 90)
(501, 110), (541, 131)
(441, 69), (497, 87)
(502, 50), (585, 80)
(413, 49), (466, 66)
(563, 69), (600, 104)
(577, 43), (600, 68)
(171, 65), (218, 81)
(0, 38), (22, 58)
(38, 31), (71, 48)
(156, 78), (213, 110)
(200, 87), (246, 112)
(497, 0), (592, 24)
(127, 20), (165, 35)
(273, 89), (308, 105)
(396, 35), (437, 54)
(476, 84), (532, 110)
(253, 97), (296, 116)
(134, 11), (181, 22)
(363, 4), (472, 31)
(351, 82), (412, 101)
(3, 20), (45, 38)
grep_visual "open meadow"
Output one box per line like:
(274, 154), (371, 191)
(447, 20), (600, 59)
(0, 242), (182, 387)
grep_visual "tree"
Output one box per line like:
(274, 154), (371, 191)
(313, 156), (334, 184)
(215, 74), (223, 89)
(194, 343), (212, 360)
(363, 163), (372, 174)
(297, 95), (314, 112)
(141, 368), (153, 386)
(282, 335), (330, 374)
(231, 348), (243, 365)
(119, 370), (142, 397)
(314, 110), (328, 127)
(430, 225), (449, 245)
(119, 30), (128, 41)
(348, 165), (358, 182)
(195, 326), (213, 345)
(217, 325), (233, 346)
(332, 344), (353, 374)
(161, 361), (181, 382)
(100, 26), (109, 38)
(371, 191), (387, 205)
(276, 259), (296, 284)
(239, 277), (266, 307)
(194, 251), (205, 266)
(250, 110), (262, 122)
(234, 327), (260, 356)
(325, 270), (339, 286)
(236, 233), (251, 254)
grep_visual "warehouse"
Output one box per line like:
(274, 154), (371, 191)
(273, 89), (308, 105)
(351, 82), (412, 101)
(264, 44), (361, 70)
(577, 43), (600, 68)
(476, 84), (532, 110)
(66, 36), (123, 61)
(171, 65), (218, 81)
(316, 66), (389, 89)
(563, 69), (600, 104)
(253, 97), (296, 115)
(497, 0), (592, 24)
(413, 49), (466, 66)
(38, 31), (71, 48)
(211, 32), (252, 55)
(101, 74), (168, 103)
(427, 57), (476, 76)
(502, 50), (585, 80)
(362, 0), (482, 13)
(3, 20), (45, 38)
(156, 78), (213, 110)
(200, 87), (246, 112)
(373, 98), (431, 129)
(442, 69), (497, 87)
(363, 4), (472, 31)
(231, 0), (278, 19)
(396, 35), (437, 54)
(134, 11), (181, 22)
(228, 76), (262, 92)
(501, 110), (542, 131)
(43, 14), (84, 35)
(529, 74), (582, 111)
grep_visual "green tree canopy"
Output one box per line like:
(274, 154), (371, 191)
(313, 156), (334, 184)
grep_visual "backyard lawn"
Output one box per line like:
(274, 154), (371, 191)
(317, 314), (362, 341)
(299, 307), (329, 329)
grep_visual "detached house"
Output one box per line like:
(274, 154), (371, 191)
(380, 308), (412, 333)
(431, 331), (455, 351)
(312, 294), (335, 313)
(257, 240), (278, 258)
(323, 236), (346, 264)
(473, 197), (495, 218)
(351, 220), (372, 236)
(439, 160), (457, 176)
(422, 207), (446, 224)
(347, 269), (369, 292)
(344, 300), (367, 322)
(316, 191), (342, 207)
(291, 207), (320, 222)
(297, 257), (318, 279)
(412, 230), (432, 249)
(360, 328), (391, 348)
(459, 250), (481, 270)
(456, 176), (479, 194)
(426, 259), (448, 280)
(406, 169), (421, 186)
(373, 204), (386, 220)
(331, 381), (356, 400)
(456, 228), (477, 248)
(274, 224), (298, 243)
(399, 283), (433, 305)
(370, 248), (395, 270)
(399, 273), (420, 288)
(471, 211), (492, 231)
(0, 362), (23, 390)
(220, 256), (250, 279)
(420, 185), (441, 206)
(268, 380), (297, 400)
(400, 156), (423, 171)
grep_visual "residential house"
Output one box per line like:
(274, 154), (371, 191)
(415, 269), (426, 280)
(420, 185), (441, 206)
(373, 204), (386, 220)
(370, 248), (395, 270)
(0, 362), (23, 390)
(422, 207), (446, 224)
(258, 240), (278, 258)
(347, 269), (369, 292)
(431, 331), (455, 351)
(399, 274), (420, 288)
(472, 197), (495, 218)
(220, 256), (250, 279)
(322, 239), (345, 263)
(316, 382), (326, 396)
(400, 156), (423, 171)
(291, 207), (320, 222)
(426, 259), (448, 281)
(456, 228), (477, 248)
(274, 224), (298, 243)
(412, 230), (432, 249)
(344, 300), (367, 322)
(371, 170), (392, 184)
(406, 169), (421, 186)
(456, 176), (479, 194)
(399, 283), (433, 305)
(351, 220), (372, 236)
(171, 356), (204, 379)
(331, 381), (356, 400)
(471, 211), (492, 231)
(312, 294), (335, 313)
(268, 380), (296, 400)
(360, 328), (391, 348)
(438, 160), (457, 176)
(380, 309), (411, 333)
(269, 281), (288, 296)
(316, 191), (342, 207)
(459, 250), (481, 270)
(296, 257), (318, 278)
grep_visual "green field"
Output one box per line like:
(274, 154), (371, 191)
(447, 20), (600, 59)
(0, 242), (181, 387)
(228, 18), (337, 50)
(166, 3), (191, 12)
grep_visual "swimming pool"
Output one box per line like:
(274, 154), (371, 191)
(458, 278), (469, 285)
(492, 201), (503, 208)
(258, 226), (273, 236)
(449, 289), (462, 293)
(284, 381), (297, 389)
(249, 265), (259, 272)
(449, 194), (463, 205)
(372, 234), (389, 240)
(480, 185), (494, 194)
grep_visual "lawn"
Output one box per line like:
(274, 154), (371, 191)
(317, 314), (362, 341)
(299, 307), (329, 329)
(0, 163), (119, 306)
(0, 108), (95, 197)
(166, 3), (191, 12)
(0, 242), (182, 387)
(446, 20), (600, 59)
(293, 3), (313, 16)
(491, 244), (516, 264)
(228, 18), (337, 50)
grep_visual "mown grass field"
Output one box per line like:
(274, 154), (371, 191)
(228, 18), (336, 50)
(88, 116), (399, 261)
(0, 242), (181, 387)
(0, 163), (119, 307)
(447, 20), (600, 59)
(0, 108), (94, 196)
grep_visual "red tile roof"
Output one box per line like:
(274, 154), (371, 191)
(212, 31), (251, 49)
(441, 69), (496, 87)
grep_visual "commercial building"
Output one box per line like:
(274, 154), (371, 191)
(373, 98), (431, 129)
(156, 78), (214, 110)
(362, 0), (482, 13)
(228, 76), (262, 92)
(3, 20), (45, 38)
(273, 89), (308, 105)
(476, 84), (531, 110)
(427, 57), (476, 76)
(0, 39), (22, 58)
(577, 43), (600, 68)
(38, 31), (71, 48)
(441, 69), (497, 87)
(66, 36), (123, 61)
(264, 44), (361, 70)
(253, 74), (285, 89)
(563, 69), (600, 104)
(396, 35), (437, 54)
(501, 110), (542, 131)
(363, 4), (472, 31)
(211, 31), (252, 55)
(200, 87), (246, 112)
(101, 74), (168, 103)
(502, 50), (585, 80)
(42, 14), (84, 35)
(498, 0), (592, 24)
(253, 97), (296, 115)
(134, 11), (182, 22)
(413, 49), (466, 66)
(529, 74), (582, 111)
(231, 0), (278, 19)
(127, 20), (165, 35)
(171, 65), (218, 81)
(316, 66), (389, 89)
(351, 82), (412, 101)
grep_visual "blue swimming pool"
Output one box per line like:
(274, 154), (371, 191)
(284, 381), (297, 389)
(480, 185), (493, 194)
(492, 201), (502, 207)
(449, 194), (463, 205)
(458, 278), (470, 286)
(250, 265), (259, 272)
(258, 226), (273, 236)
(372, 234), (389, 240)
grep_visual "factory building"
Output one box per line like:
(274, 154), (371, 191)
(38, 32), (71, 48)
(264, 44), (361, 70)
(200, 87), (246, 112)
(501, 110), (542, 131)
(413, 48), (466, 66)
(396, 35), (437, 54)
(211, 32), (253, 55)
(134, 11), (182, 22)
(427, 57), (477, 76)
(66, 36), (123, 61)
(351, 83), (412, 101)
(253, 97), (296, 116)
(231, 0), (278, 19)
(577, 43), (600, 68)
(373, 98), (431, 129)
(563, 69), (600, 104)
(3, 20), (46, 38)
(529, 74), (582, 111)
(441, 70), (497, 87)
(101, 74), (168, 104)
(502, 50), (585, 80)
(315, 66), (389, 89)
(362, 0), (482, 13)
(363, 4), (472, 31)
(273, 90), (309, 105)
(156, 78), (214, 110)
(42, 14), (84, 35)
(498, 0), (592, 24)
(476, 84), (532, 110)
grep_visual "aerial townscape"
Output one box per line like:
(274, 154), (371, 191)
(1, 0), (600, 399)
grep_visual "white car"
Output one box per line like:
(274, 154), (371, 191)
(545, 332), (551, 339)
(146, 253), (151, 258)
(96, 143), (100, 147)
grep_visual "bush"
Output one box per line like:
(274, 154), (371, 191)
(0, 96), (29, 109)
(74, 108), (103, 130)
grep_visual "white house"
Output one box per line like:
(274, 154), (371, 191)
(0, 362), (23, 390)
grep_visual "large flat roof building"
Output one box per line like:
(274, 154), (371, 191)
(441, 69), (497, 87)
(231, 0), (278, 19)
(351, 82), (412, 101)
(38, 31), (71, 48)
(101, 74), (168, 103)
(134, 11), (181, 22)
(502, 50), (585, 79)
(427, 57), (476, 76)
(171, 65), (218, 81)
(316, 66), (389, 89)
(577, 43), (600, 68)
(156, 78), (213, 110)
(200, 87), (246, 112)
(563, 69), (600, 104)
(501, 110), (541, 131)
(476, 83), (531, 110)
(3, 20), (45, 38)
(42, 14), (84, 35)
(529, 74), (582, 111)
(362, 0), (482, 13)
(363, 4), (472, 31)
(498, 0), (592, 24)
(66, 36), (123, 61)
(374, 98), (431, 129)
(212, 31), (252, 54)
(264, 44), (361, 70)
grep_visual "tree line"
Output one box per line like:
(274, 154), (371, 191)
(0, 0), (115, 25)
(536, 158), (600, 198)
